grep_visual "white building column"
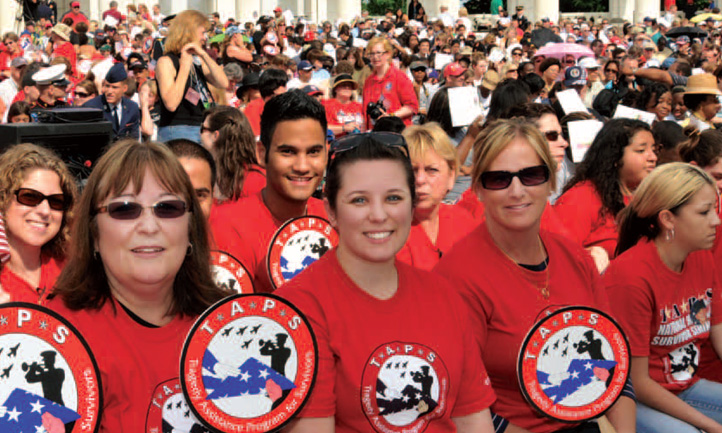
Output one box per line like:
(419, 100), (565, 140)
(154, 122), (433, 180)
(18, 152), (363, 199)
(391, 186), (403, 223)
(327, 0), (360, 24)
(634, 0), (659, 24)
(2, 1), (22, 34)
(534, 0), (558, 24)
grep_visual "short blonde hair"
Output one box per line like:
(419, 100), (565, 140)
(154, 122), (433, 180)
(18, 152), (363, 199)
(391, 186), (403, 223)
(472, 118), (557, 192)
(164, 10), (208, 54)
(403, 122), (459, 176)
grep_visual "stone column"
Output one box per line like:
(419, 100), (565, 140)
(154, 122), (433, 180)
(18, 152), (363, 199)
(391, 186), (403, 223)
(634, 0), (659, 24)
(1, 0), (21, 35)
(534, 0), (558, 24)
(328, 0), (360, 23)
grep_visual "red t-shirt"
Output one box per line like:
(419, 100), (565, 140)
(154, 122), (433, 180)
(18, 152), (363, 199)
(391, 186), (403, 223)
(324, 98), (364, 137)
(52, 41), (77, 75)
(275, 251), (496, 431)
(243, 97), (265, 136)
(699, 219), (722, 382)
(604, 240), (721, 393)
(240, 165), (266, 198)
(396, 204), (477, 270)
(362, 65), (418, 129)
(455, 188), (573, 240)
(48, 297), (196, 432)
(434, 223), (610, 432)
(554, 180), (628, 258)
(1, 255), (62, 305)
(209, 190), (326, 293)
(60, 11), (89, 30)
(0, 49), (24, 73)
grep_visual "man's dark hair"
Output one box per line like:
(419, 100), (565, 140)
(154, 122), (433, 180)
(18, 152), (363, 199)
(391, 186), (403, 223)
(166, 139), (217, 187)
(21, 62), (46, 88)
(259, 67), (289, 98)
(260, 89), (328, 152)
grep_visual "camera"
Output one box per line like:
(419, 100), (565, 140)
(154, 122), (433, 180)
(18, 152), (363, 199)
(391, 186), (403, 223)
(366, 101), (385, 121)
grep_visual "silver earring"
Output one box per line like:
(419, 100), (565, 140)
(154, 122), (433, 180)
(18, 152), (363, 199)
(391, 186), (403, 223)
(665, 228), (675, 242)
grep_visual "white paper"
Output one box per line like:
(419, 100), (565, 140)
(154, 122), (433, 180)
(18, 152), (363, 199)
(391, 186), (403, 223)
(613, 104), (657, 126)
(434, 53), (454, 70)
(448, 86), (482, 127)
(567, 119), (604, 163)
(556, 89), (589, 115)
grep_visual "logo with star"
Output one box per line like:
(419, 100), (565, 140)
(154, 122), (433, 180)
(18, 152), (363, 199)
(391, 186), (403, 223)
(517, 306), (630, 423)
(210, 250), (254, 295)
(180, 294), (317, 432)
(0, 303), (102, 433)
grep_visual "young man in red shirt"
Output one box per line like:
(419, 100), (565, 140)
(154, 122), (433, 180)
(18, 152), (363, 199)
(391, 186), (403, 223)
(211, 90), (328, 293)
(243, 67), (287, 136)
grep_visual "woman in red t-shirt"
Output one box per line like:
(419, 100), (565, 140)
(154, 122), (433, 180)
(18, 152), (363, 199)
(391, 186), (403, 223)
(396, 123), (476, 270)
(606, 163), (722, 433)
(0, 143), (77, 304)
(325, 73), (364, 137)
(435, 118), (636, 433)
(555, 118), (658, 264)
(277, 132), (496, 432)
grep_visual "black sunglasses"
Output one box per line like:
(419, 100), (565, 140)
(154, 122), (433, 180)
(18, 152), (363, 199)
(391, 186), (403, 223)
(75, 91), (90, 97)
(605, 68), (619, 73)
(96, 200), (188, 220)
(480, 165), (550, 190)
(15, 188), (69, 211)
(543, 131), (560, 141)
(329, 132), (409, 164)
(200, 125), (215, 134)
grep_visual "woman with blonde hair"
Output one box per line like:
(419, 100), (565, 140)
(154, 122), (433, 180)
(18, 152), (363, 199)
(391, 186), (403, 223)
(436, 118), (636, 433)
(606, 163), (722, 433)
(397, 122), (477, 269)
(155, 10), (228, 142)
(362, 36), (419, 130)
(0, 143), (77, 304)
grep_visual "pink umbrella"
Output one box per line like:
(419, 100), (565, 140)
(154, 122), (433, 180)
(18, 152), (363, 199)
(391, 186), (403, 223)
(534, 43), (595, 60)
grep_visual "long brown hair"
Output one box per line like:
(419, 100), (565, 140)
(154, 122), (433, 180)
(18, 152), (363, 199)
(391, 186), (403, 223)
(164, 10), (208, 54)
(53, 140), (229, 315)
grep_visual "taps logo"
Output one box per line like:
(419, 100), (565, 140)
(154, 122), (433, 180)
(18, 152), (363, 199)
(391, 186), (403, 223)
(210, 251), (254, 294)
(0, 303), (102, 433)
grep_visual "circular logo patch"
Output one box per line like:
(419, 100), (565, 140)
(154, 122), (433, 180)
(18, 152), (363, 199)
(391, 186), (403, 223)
(211, 251), (254, 294)
(0, 303), (102, 433)
(180, 294), (317, 433)
(517, 306), (630, 423)
(267, 216), (338, 290)
(361, 342), (450, 433)
(146, 378), (210, 433)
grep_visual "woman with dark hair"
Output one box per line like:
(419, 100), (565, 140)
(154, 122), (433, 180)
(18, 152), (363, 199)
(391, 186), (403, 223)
(485, 78), (531, 122)
(199, 106), (264, 201)
(408, 0), (423, 21)
(539, 57), (562, 96)
(606, 163), (722, 433)
(277, 133), (496, 433)
(344, 47), (367, 87)
(50, 140), (229, 431)
(0, 144), (76, 303)
(554, 118), (657, 266)
(72, 79), (98, 107)
(155, 10), (228, 142)
(6, 101), (32, 123)
(603, 59), (620, 85)
(637, 82), (672, 123)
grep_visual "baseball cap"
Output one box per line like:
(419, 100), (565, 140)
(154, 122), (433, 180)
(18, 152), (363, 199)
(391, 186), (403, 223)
(10, 57), (28, 68)
(409, 61), (427, 72)
(579, 57), (600, 69)
(297, 60), (313, 71)
(274, 6), (282, 12)
(71, 1), (80, 7)
(677, 35), (690, 44)
(302, 85), (323, 96)
(564, 66), (587, 86)
(444, 62), (465, 78)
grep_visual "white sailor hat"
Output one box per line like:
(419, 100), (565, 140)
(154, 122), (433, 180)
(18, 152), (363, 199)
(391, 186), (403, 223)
(32, 64), (67, 86)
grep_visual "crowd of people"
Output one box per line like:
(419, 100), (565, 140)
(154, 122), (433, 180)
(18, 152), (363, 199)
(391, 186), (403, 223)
(4, 0), (722, 432)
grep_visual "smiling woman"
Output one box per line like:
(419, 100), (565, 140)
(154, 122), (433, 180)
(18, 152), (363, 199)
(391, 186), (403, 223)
(49, 139), (229, 432)
(0, 143), (77, 304)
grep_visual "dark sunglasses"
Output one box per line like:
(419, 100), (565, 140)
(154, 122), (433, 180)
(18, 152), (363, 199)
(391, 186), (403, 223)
(329, 132), (409, 165)
(605, 68), (619, 73)
(75, 91), (90, 97)
(96, 200), (188, 220)
(480, 165), (550, 190)
(200, 125), (215, 134)
(15, 188), (69, 211)
(543, 131), (561, 141)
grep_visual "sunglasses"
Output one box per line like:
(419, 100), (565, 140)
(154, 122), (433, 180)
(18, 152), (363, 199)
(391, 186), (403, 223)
(543, 131), (561, 141)
(96, 200), (188, 220)
(75, 91), (90, 97)
(15, 188), (69, 211)
(605, 68), (619, 73)
(329, 132), (409, 165)
(200, 125), (215, 134)
(480, 165), (550, 190)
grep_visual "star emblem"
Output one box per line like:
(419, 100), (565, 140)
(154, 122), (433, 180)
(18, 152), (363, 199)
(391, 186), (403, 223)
(249, 302), (257, 309)
(680, 301), (689, 314)
(216, 313), (224, 321)
(240, 371), (250, 382)
(35, 426), (47, 433)
(0, 316), (7, 325)
(664, 306), (673, 320)
(571, 370), (579, 379)
(533, 341), (539, 347)
(279, 309), (287, 317)
(39, 321), (48, 330)
(7, 406), (21, 422)
(584, 362), (593, 370)
(30, 400), (45, 413)
(402, 395), (409, 402)
(259, 369), (270, 379)
(578, 314), (585, 320)
(552, 320), (559, 327)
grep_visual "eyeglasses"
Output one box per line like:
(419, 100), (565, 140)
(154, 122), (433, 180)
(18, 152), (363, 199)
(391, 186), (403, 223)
(368, 51), (387, 57)
(480, 165), (550, 190)
(200, 124), (214, 134)
(75, 91), (90, 97)
(329, 132), (409, 165)
(96, 200), (188, 220)
(512, 52), (522, 56)
(605, 68), (619, 74)
(542, 130), (561, 141)
(15, 188), (69, 211)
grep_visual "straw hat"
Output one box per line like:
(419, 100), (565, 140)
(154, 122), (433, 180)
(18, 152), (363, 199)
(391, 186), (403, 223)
(684, 73), (722, 95)
(481, 70), (500, 91)
(51, 23), (72, 41)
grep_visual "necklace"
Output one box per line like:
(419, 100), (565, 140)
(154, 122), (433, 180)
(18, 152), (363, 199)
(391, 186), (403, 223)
(495, 235), (550, 299)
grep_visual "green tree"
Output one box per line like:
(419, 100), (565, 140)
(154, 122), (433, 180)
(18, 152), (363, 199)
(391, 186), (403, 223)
(559, 0), (608, 12)
(363, 0), (407, 15)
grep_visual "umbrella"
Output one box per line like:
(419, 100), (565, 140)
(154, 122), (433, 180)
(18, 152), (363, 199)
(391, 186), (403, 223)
(209, 33), (226, 44)
(534, 43), (594, 59)
(665, 26), (708, 39)
(690, 13), (722, 23)
(530, 28), (562, 48)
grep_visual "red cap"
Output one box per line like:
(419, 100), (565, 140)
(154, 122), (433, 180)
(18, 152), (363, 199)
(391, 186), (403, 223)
(444, 62), (465, 78)
(274, 6), (282, 12)
(71, 1), (80, 7)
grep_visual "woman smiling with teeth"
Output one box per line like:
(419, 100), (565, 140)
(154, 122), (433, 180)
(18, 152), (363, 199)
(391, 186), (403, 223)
(0, 143), (76, 304)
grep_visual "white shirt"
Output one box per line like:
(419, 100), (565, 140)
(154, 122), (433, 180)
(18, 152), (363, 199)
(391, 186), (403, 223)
(0, 78), (20, 123)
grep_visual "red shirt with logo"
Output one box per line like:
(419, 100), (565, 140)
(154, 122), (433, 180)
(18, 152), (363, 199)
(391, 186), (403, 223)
(275, 251), (495, 432)
(362, 65), (418, 129)
(209, 190), (326, 293)
(604, 240), (720, 393)
(48, 297), (196, 432)
(554, 180), (628, 258)
(1, 255), (62, 305)
(324, 98), (364, 137)
(396, 204), (477, 270)
(434, 222), (610, 433)
(0, 48), (24, 73)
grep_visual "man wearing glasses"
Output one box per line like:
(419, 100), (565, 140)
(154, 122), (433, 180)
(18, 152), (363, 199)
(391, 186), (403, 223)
(0, 33), (24, 79)
(59, 0), (88, 30)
